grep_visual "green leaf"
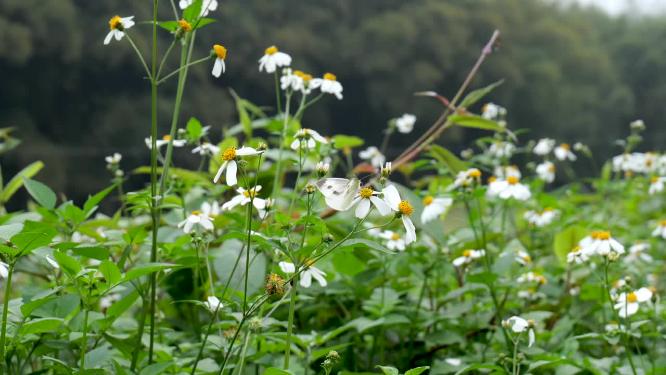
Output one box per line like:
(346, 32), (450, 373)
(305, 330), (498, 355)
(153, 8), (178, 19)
(553, 225), (588, 264)
(338, 238), (393, 254)
(195, 18), (216, 29)
(11, 221), (57, 256)
(23, 178), (56, 209)
(107, 290), (139, 318)
(139, 362), (174, 375)
(21, 289), (60, 317)
(186, 117), (203, 140)
(83, 185), (116, 218)
(123, 263), (178, 283)
(376, 366), (399, 375)
(405, 367), (430, 375)
(459, 80), (504, 108)
(182, 0), (203, 22)
(1, 161), (44, 203)
(448, 114), (505, 132)
(263, 368), (294, 375)
(71, 246), (110, 260)
(429, 145), (468, 173)
(158, 21), (179, 32)
(99, 260), (122, 287)
(230, 90), (253, 138)
(332, 134), (364, 149)
(454, 363), (507, 375)
(53, 251), (82, 278)
(20, 317), (63, 335)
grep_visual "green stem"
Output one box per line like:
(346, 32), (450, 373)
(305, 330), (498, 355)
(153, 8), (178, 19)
(274, 71), (282, 113)
(0, 263), (14, 371)
(190, 303), (222, 375)
(272, 94), (292, 199)
(287, 144), (304, 215)
(603, 261), (638, 375)
(512, 337), (519, 375)
(236, 331), (252, 375)
(148, 0), (160, 364)
(157, 55), (210, 85)
(80, 308), (89, 370)
(156, 39), (177, 80)
(125, 33), (153, 80)
(243, 201), (253, 315)
(284, 274), (298, 370)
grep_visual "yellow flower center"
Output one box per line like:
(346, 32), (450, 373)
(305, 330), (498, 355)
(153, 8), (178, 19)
(468, 169), (481, 178)
(570, 245), (581, 253)
(507, 176), (519, 185)
(162, 135), (172, 141)
(265, 45), (278, 55)
(627, 292), (638, 303)
(390, 233), (400, 241)
(109, 16), (122, 30)
(359, 187), (374, 199)
(651, 176), (659, 183)
(521, 254), (532, 263)
(488, 176), (497, 183)
(536, 275), (546, 284)
(191, 210), (201, 216)
(548, 164), (556, 172)
(243, 189), (257, 198)
(463, 249), (473, 257)
(592, 231), (611, 240)
(398, 200), (413, 216)
(543, 207), (554, 212)
(560, 143), (570, 150)
(323, 72), (337, 81)
(214, 44), (227, 59)
(178, 19), (192, 32)
(305, 259), (315, 268)
(222, 147), (237, 161)
(423, 196), (434, 206)
(660, 219), (666, 227)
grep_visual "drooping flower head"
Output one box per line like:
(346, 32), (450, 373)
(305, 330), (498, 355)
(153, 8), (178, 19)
(104, 15), (135, 45)
(211, 44), (228, 77)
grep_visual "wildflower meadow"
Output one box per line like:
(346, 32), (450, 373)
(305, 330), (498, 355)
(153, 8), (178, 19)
(1, 1), (665, 374)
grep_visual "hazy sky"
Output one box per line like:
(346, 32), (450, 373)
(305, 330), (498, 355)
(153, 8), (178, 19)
(568, 0), (666, 15)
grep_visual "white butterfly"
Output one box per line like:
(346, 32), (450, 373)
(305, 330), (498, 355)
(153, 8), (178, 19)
(315, 178), (360, 211)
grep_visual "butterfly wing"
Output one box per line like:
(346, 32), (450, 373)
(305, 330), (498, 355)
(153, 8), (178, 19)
(316, 178), (359, 211)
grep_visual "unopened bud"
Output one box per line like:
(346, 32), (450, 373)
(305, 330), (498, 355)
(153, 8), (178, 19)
(316, 161), (330, 177)
(381, 162), (392, 178)
(305, 184), (316, 194)
(630, 119), (645, 131)
(257, 142), (268, 151)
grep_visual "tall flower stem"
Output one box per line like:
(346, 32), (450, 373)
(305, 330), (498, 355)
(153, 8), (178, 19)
(148, 0), (160, 364)
(272, 94), (292, 199)
(190, 303), (222, 375)
(603, 261), (638, 375)
(511, 336), (520, 375)
(80, 308), (89, 370)
(283, 274), (298, 370)
(0, 262), (15, 371)
(243, 155), (263, 314)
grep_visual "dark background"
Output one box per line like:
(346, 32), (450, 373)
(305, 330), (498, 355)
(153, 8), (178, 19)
(1, 0), (665, 204)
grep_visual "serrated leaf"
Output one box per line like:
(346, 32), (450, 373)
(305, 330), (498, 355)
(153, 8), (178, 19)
(23, 178), (56, 209)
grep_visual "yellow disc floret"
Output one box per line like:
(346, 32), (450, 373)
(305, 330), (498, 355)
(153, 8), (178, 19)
(323, 72), (337, 81)
(398, 200), (414, 216)
(627, 292), (638, 303)
(560, 143), (570, 150)
(359, 187), (374, 199)
(109, 16), (123, 30)
(391, 232), (400, 241)
(162, 135), (172, 141)
(463, 249), (472, 257)
(222, 147), (237, 161)
(468, 169), (481, 178)
(423, 196), (434, 206)
(592, 230), (611, 240)
(214, 44), (227, 60)
(265, 45), (278, 55)
(191, 210), (201, 216)
(243, 188), (258, 199)
(507, 176), (519, 185)
(178, 19), (193, 32)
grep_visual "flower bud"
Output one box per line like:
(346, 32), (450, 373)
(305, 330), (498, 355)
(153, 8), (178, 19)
(265, 273), (285, 296)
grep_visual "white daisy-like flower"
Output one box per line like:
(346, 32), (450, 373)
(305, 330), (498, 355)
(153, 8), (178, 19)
(379, 230), (406, 251)
(281, 69), (313, 94)
(213, 146), (263, 186)
(200, 201), (221, 218)
(203, 295), (223, 312)
(536, 161), (556, 183)
(279, 261), (327, 288)
(524, 208), (558, 227)
(517, 272), (547, 284)
(290, 128), (328, 151)
(652, 220), (666, 239)
(179, 0), (218, 16)
(211, 44), (227, 77)
(382, 185), (416, 245)
(452, 249), (485, 267)
(487, 176), (531, 201)
(579, 231), (624, 257)
(145, 135), (187, 150)
(421, 196), (453, 224)
(178, 210), (214, 234)
(567, 246), (588, 264)
(45, 255), (60, 269)
(192, 142), (221, 156)
(395, 114), (416, 134)
(0, 262), (9, 278)
(105, 153), (122, 165)
(310, 72), (343, 100)
(515, 250), (533, 266)
(533, 138), (555, 156)
(448, 168), (482, 190)
(605, 322), (627, 333)
(104, 16), (135, 45)
(258, 45), (292, 73)
(488, 141), (515, 159)
(517, 288), (545, 301)
(626, 243), (652, 263)
(359, 146), (386, 169)
(221, 186), (266, 212)
(100, 294), (121, 310)
(614, 287), (653, 318)
(316, 161), (330, 176)
(494, 165), (521, 180)
(554, 143), (576, 161)
(503, 316), (535, 347)
(649, 176), (665, 195)
(350, 186), (392, 219)
(481, 103), (506, 120)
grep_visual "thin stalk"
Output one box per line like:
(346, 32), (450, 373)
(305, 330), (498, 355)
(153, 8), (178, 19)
(125, 33), (153, 80)
(274, 71), (282, 113)
(156, 39), (177, 80)
(243, 202), (253, 314)
(603, 261), (638, 375)
(272, 94), (292, 199)
(80, 308), (89, 370)
(0, 263), (14, 371)
(512, 337), (519, 375)
(283, 274), (298, 370)
(236, 331), (252, 375)
(190, 303), (222, 375)
(148, 0), (160, 364)
(157, 55), (210, 85)
(287, 144), (304, 215)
